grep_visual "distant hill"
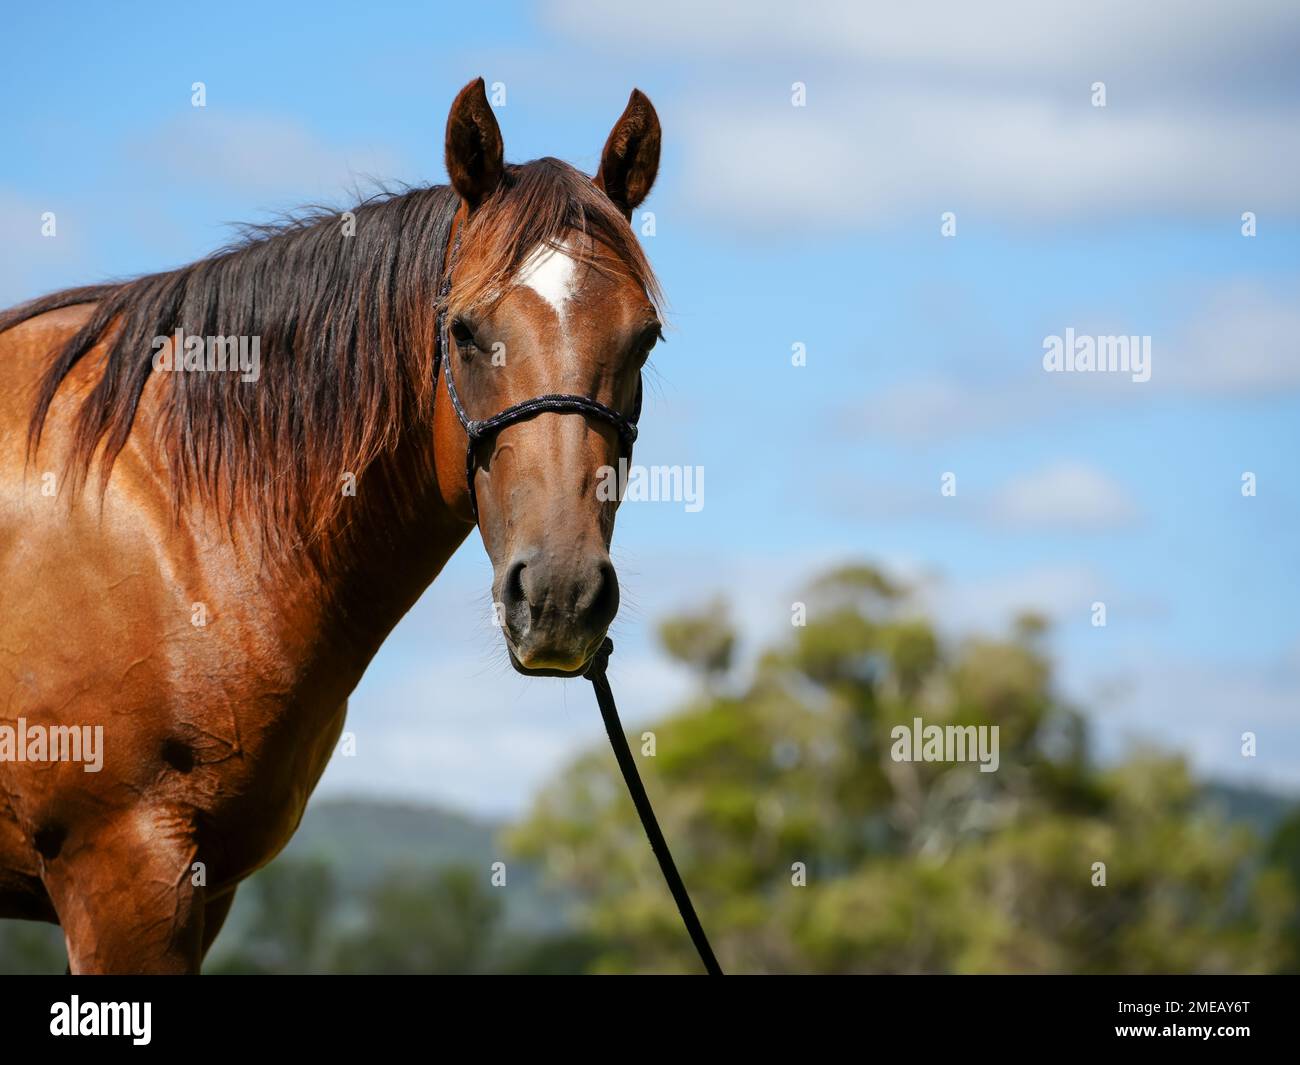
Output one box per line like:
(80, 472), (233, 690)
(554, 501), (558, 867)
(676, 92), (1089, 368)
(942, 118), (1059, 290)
(282, 797), (504, 891)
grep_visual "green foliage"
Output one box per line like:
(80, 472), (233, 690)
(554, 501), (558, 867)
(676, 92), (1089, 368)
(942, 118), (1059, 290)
(657, 598), (735, 679)
(332, 866), (502, 973)
(207, 861), (506, 974)
(510, 563), (1299, 974)
(1264, 808), (1300, 970)
(0, 920), (64, 974)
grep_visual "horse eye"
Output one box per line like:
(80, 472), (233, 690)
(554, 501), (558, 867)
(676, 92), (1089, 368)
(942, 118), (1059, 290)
(636, 324), (664, 362)
(451, 318), (476, 349)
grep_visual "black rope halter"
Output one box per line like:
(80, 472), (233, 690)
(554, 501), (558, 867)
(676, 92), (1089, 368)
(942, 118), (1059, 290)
(433, 227), (722, 976)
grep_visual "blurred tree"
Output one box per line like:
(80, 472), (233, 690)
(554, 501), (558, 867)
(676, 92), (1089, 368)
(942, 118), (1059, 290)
(510, 564), (1297, 974)
(657, 597), (735, 684)
(0, 920), (64, 974)
(332, 865), (503, 974)
(209, 859), (506, 974)
(1265, 809), (1300, 971)
(208, 857), (337, 974)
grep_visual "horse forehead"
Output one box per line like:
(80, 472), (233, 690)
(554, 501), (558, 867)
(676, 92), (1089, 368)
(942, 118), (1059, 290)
(509, 240), (639, 341)
(516, 242), (580, 315)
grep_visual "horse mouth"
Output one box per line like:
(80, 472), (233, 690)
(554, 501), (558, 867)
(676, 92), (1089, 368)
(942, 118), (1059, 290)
(505, 643), (598, 678)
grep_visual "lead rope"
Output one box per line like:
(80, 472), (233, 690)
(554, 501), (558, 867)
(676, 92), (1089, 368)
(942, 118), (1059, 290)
(437, 227), (722, 975)
(584, 639), (723, 975)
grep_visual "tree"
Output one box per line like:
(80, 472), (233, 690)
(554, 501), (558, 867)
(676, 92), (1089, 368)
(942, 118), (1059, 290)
(207, 859), (505, 974)
(509, 564), (1296, 974)
(0, 921), (64, 974)
(657, 597), (735, 683)
(207, 857), (337, 974)
(332, 866), (503, 974)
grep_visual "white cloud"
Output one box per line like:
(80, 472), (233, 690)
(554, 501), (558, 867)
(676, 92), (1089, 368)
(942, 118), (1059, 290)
(842, 283), (1300, 446)
(136, 113), (402, 200)
(915, 562), (1105, 631)
(314, 634), (697, 818)
(821, 461), (1140, 532)
(989, 461), (1138, 531)
(548, 0), (1298, 83)
(548, 0), (1300, 228)
(677, 93), (1299, 230)
(849, 376), (1031, 444)
(1163, 284), (1300, 394)
(1084, 652), (1300, 794)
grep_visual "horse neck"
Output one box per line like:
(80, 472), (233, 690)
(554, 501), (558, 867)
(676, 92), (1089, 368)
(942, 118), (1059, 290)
(280, 424), (471, 675)
(220, 344), (469, 684)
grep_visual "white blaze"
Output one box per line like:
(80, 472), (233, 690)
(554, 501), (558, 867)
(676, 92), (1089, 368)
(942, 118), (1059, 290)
(517, 243), (578, 315)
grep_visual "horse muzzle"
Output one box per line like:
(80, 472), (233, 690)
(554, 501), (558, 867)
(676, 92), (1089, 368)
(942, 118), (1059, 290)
(495, 549), (619, 676)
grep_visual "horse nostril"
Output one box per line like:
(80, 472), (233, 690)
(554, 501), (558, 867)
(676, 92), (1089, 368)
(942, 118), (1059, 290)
(501, 557), (532, 636)
(583, 559), (619, 631)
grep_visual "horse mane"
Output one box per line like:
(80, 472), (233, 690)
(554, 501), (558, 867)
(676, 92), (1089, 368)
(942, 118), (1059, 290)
(1, 157), (660, 551)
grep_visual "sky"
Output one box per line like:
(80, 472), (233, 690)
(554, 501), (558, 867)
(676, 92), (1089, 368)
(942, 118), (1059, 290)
(1, 0), (1297, 816)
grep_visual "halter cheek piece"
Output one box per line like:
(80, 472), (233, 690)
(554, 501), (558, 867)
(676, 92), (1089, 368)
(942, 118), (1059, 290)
(433, 230), (642, 524)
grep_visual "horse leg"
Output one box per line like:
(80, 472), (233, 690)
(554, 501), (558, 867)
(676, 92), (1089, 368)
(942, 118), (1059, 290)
(42, 805), (205, 974)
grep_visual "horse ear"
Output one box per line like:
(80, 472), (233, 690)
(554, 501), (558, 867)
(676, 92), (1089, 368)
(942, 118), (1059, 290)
(595, 89), (661, 218)
(445, 77), (504, 210)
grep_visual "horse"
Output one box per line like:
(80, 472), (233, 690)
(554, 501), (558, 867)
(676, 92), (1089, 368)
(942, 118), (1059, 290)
(0, 77), (663, 973)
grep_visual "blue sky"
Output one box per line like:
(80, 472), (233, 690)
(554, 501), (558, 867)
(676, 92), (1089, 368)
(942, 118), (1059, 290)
(2, 1), (1297, 814)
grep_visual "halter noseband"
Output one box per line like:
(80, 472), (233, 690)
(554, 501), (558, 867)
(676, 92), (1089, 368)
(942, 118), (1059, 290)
(433, 229), (642, 523)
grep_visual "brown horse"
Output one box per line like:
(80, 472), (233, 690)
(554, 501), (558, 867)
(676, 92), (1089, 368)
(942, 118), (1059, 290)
(0, 78), (662, 973)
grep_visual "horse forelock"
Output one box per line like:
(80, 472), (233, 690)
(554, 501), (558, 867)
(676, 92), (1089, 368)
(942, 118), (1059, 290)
(447, 158), (663, 319)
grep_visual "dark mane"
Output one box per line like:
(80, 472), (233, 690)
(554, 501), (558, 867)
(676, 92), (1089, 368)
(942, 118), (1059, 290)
(3, 185), (457, 549)
(0, 158), (660, 549)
